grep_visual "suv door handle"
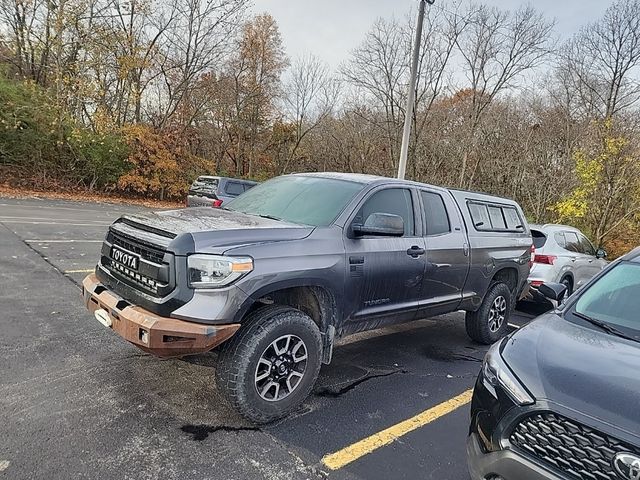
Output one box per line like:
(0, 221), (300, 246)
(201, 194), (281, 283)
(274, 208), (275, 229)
(407, 246), (426, 257)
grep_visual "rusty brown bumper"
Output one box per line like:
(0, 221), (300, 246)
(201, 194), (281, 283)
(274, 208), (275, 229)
(82, 273), (240, 358)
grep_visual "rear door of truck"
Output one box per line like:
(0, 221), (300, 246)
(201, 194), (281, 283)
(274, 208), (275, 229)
(415, 187), (470, 317)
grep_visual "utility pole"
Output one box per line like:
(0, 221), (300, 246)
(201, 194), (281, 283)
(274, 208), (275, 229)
(397, 0), (434, 180)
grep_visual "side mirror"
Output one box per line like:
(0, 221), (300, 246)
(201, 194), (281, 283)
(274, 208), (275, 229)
(353, 213), (404, 237)
(596, 248), (607, 260)
(538, 282), (567, 302)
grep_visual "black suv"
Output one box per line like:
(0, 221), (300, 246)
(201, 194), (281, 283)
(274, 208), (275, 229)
(83, 172), (533, 422)
(468, 247), (640, 480)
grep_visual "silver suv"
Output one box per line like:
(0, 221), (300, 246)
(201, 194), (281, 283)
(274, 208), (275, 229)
(529, 224), (607, 296)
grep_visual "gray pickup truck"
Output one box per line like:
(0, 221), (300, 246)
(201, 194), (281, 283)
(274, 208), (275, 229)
(83, 172), (533, 422)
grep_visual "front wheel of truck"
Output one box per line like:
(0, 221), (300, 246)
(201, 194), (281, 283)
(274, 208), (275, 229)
(465, 283), (512, 345)
(216, 305), (322, 424)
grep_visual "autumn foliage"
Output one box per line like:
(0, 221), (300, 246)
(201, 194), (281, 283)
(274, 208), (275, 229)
(1, 0), (640, 254)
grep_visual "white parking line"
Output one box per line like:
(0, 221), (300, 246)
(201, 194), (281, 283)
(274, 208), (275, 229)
(25, 239), (103, 243)
(0, 202), (122, 212)
(64, 269), (95, 274)
(0, 220), (110, 226)
(0, 216), (111, 224)
(0, 460), (9, 472)
(508, 323), (521, 329)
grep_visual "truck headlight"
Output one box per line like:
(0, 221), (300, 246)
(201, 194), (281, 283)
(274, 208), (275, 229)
(482, 341), (534, 406)
(187, 254), (253, 288)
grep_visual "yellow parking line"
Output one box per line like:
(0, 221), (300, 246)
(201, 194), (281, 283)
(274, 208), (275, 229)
(64, 269), (95, 274)
(322, 388), (473, 470)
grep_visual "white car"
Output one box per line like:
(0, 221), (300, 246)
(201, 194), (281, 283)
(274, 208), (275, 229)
(529, 224), (608, 296)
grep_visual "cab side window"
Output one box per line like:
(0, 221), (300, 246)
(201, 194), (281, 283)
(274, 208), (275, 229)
(354, 188), (415, 236)
(421, 191), (450, 236)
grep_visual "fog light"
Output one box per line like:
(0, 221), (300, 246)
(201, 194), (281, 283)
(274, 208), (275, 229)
(139, 329), (149, 344)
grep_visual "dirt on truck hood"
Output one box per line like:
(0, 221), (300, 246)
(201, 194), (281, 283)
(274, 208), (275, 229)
(120, 207), (314, 248)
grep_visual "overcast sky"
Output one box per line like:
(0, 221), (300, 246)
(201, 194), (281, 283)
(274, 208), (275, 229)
(253, 0), (611, 70)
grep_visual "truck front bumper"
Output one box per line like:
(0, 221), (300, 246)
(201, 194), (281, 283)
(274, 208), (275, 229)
(82, 273), (240, 358)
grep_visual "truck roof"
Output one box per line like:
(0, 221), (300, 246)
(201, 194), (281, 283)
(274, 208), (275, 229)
(296, 172), (387, 183)
(296, 172), (520, 206)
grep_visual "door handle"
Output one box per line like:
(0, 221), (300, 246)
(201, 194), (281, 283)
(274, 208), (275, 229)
(349, 256), (365, 265)
(407, 246), (426, 257)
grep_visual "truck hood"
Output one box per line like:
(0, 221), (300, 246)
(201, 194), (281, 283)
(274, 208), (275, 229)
(119, 207), (313, 251)
(502, 314), (640, 441)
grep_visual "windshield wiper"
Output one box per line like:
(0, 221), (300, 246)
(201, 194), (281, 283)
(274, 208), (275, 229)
(255, 213), (284, 222)
(573, 311), (639, 343)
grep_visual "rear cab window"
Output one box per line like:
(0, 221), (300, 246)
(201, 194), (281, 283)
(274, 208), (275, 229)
(420, 191), (450, 236)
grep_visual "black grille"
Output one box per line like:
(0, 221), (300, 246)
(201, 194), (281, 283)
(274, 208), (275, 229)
(109, 232), (165, 264)
(103, 258), (161, 293)
(510, 412), (640, 480)
(102, 230), (172, 297)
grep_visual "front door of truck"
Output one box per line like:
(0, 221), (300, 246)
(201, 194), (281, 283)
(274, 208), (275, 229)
(343, 187), (426, 328)
(417, 189), (470, 317)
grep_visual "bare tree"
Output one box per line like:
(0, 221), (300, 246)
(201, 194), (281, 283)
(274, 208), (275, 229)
(280, 54), (337, 173)
(341, 17), (406, 173)
(456, 4), (554, 187)
(558, 0), (640, 119)
(155, 0), (248, 127)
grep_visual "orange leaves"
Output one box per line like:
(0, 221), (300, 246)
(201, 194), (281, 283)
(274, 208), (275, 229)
(118, 125), (210, 200)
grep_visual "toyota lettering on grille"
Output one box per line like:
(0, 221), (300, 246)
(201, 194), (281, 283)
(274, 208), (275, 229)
(111, 246), (140, 271)
(614, 453), (640, 480)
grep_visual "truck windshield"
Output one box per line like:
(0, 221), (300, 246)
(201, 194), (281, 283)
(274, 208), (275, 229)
(225, 175), (364, 226)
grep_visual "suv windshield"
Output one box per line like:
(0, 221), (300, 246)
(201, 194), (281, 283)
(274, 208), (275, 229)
(573, 262), (640, 338)
(226, 175), (364, 226)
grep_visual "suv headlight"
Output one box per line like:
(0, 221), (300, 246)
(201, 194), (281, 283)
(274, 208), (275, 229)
(482, 340), (534, 406)
(187, 254), (253, 288)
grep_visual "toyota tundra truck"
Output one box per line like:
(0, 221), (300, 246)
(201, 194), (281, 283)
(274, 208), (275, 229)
(83, 172), (533, 423)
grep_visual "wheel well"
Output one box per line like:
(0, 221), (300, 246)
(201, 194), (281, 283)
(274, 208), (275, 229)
(247, 286), (336, 333)
(491, 268), (518, 294)
(560, 273), (574, 285)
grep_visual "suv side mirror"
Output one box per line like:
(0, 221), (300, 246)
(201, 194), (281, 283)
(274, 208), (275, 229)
(596, 248), (607, 259)
(353, 213), (404, 237)
(538, 282), (567, 302)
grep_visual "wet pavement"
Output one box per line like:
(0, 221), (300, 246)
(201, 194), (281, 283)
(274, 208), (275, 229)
(0, 197), (546, 480)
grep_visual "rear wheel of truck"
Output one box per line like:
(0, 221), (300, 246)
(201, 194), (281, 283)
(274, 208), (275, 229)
(216, 305), (322, 424)
(465, 283), (512, 344)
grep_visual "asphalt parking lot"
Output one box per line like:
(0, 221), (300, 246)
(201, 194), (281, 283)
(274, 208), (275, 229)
(0, 197), (544, 480)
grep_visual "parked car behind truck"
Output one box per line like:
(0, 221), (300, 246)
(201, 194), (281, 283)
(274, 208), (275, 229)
(82, 172), (533, 422)
(530, 224), (607, 297)
(186, 176), (257, 208)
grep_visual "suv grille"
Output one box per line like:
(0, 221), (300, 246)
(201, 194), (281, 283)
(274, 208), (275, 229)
(510, 412), (640, 480)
